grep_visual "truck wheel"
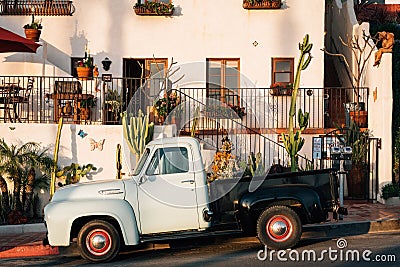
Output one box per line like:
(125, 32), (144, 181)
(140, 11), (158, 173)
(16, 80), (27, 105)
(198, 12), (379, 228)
(257, 206), (301, 250)
(77, 220), (120, 262)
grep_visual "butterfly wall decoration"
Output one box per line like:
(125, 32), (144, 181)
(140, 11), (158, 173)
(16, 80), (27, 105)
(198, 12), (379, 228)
(89, 138), (105, 151)
(78, 129), (88, 138)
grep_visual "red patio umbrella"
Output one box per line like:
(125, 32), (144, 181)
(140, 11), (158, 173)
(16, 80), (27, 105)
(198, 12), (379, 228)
(0, 26), (41, 53)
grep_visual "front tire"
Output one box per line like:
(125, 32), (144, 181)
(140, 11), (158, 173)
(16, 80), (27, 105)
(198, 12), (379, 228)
(77, 220), (120, 262)
(257, 206), (301, 250)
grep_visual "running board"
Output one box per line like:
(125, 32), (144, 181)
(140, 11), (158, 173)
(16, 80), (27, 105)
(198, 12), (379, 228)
(140, 229), (243, 243)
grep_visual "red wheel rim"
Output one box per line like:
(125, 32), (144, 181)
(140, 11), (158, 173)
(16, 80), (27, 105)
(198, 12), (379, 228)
(266, 215), (293, 242)
(86, 229), (112, 256)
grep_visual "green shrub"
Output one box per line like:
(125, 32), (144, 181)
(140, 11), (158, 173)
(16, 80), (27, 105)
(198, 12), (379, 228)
(381, 183), (400, 200)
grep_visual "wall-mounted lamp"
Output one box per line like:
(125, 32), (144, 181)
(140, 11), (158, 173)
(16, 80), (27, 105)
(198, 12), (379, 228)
(101, 57), (112, 71)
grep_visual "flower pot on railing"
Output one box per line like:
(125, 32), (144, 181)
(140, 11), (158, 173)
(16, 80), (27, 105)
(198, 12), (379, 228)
(134, 2), (174, 16)
(269, 88), (293, 96)
(243, 0), (282, 9)
(76, 67), (91, 81)
(349, 110), (368, 128)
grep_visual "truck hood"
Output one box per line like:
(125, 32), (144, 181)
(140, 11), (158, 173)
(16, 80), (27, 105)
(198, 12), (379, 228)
(51, 180), (125, 202)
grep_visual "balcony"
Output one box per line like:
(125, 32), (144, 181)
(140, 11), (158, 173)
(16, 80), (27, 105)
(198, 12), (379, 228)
(0, 75), (368, 132)
(242, 0), (282, 10)
(0, 1), (75, 16)
(134, 2), (174, 16)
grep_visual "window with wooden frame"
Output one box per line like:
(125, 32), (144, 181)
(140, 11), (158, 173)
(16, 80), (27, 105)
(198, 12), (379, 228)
(206, 59), (240, 106)
(271, 58), (294, 85)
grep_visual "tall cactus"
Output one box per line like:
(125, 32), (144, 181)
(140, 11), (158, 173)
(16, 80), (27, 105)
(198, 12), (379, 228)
(116, 144), (122, 180)
(122, 110), (154, 163)
(281, 34), (312, 172)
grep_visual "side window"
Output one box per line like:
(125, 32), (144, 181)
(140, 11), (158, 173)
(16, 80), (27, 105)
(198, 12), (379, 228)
(271, 58), (294, 85)
(162, 147), (189, 174)
(146, 147), (189, 175)
(146, 151), (160, 175)
(133, 148), (150, 176)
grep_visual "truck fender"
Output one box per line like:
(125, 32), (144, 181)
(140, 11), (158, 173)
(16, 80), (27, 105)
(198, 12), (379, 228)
(238, 185), (326, 224)
(45, 199), (139, 246)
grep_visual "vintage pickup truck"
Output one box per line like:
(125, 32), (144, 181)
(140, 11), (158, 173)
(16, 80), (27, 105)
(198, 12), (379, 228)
(44, 137), (347, 262)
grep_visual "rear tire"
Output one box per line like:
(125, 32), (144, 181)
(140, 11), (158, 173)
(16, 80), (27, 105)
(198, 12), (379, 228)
(257, 205), (301, 250)
(77, 220), (120, 262)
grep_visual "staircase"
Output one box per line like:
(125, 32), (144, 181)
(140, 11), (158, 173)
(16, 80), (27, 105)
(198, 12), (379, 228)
(171, 90), (312, 172)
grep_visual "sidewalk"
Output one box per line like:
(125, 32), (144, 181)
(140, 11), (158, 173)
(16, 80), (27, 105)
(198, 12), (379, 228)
(0, 200), (399, 259)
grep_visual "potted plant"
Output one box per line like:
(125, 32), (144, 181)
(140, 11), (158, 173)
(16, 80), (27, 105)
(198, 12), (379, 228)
(79, 97), (96, 120)
(134, 1), (174, 16)
(337, 121), (371, 198)
(243, 0), (282, 9)
(380, 183), (400, 205)
(23, 13), (42, 42)
(76, 45), (94, 80)
(270, 82), (293, 96)
(104, 89), (121, 124)
(153, 91), (180, 124)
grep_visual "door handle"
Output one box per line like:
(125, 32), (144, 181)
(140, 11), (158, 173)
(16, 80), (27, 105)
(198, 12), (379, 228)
(181, 179), (195, 184)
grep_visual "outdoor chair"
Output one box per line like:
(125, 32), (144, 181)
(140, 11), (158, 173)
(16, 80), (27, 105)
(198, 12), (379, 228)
(0, 79), (22, 122)
(9, 77), (34, 122)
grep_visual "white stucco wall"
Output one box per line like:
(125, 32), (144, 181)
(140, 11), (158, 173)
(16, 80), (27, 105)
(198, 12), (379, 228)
(329, 0), (359, 88)
(0, 123), (127, 181)
(331, 1), (393, 201)
(0, 0), (325, 88)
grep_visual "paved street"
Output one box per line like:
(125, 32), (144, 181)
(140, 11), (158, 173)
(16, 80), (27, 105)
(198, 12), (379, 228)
(1, 231), (399, 267)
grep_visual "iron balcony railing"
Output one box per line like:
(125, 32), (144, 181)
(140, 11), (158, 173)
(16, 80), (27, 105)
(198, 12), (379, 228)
(0, 1), (75, 16)
(0, 75), (369, 129)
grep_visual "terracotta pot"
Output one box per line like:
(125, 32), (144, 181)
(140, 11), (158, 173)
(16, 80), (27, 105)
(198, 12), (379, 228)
(63, 101), (73, 115)
(158, 115), (165, 125)
(80, 107), (91, 120)
(348, 164), (367, 199)
(349, 110), (368, 128)
(24, 29), (41, 42)
(76, 67), (91, 81)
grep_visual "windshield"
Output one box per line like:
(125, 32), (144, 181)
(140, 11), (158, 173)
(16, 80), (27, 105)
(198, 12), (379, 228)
(133, 148), (150, 176)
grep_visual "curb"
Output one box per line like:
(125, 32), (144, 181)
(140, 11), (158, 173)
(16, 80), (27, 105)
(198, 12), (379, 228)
(0, 223), (45, 235)
(302, 218), (400, 238)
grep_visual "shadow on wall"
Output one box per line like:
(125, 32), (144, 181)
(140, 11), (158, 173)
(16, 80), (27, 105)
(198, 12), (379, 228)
(3, 38), (74, 75)
(3, 20), (91, 75)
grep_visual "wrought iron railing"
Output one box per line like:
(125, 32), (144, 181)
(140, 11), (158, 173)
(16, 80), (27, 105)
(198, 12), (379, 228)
(0, 75), (368, 130)
(0, 1), (75, 16)
(167, 89), (313, 170)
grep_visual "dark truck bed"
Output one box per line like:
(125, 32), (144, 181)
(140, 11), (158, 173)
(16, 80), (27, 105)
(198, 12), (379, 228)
(208, 168), (339, 230)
